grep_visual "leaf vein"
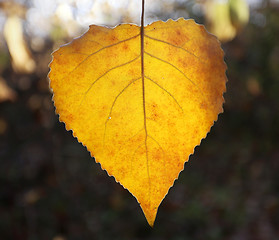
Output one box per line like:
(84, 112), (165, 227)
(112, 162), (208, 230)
(145, 34), (203, 62)
(144, 51), (200, 91)
(69, 52), (90, 56)
(103, 77), (141, 146)
(84, 39), (104, 47)
(145, 75), (184, 113)
(78, 55), (140, 108)
(63, 33), (140, 78)
(144, 24), (186, 33)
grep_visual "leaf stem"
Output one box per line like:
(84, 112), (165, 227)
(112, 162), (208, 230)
(141, 0), (145, 27)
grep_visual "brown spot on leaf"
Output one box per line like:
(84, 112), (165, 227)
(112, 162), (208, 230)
(122, 43), (129, 51)
(167, 30), (190, 46)
(150, 103), (160, 121)
(128, 68), (136, 76)
(66, 113), (75, 122)
(200, 102), (208, 110)
(178, 57), (188, 69)
(109, 35), (118, 43)
(151, 148), (162, 162)
(89, 25), (102, 35)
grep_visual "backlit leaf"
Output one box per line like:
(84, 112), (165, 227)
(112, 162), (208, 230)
(49, 18), (227, 226)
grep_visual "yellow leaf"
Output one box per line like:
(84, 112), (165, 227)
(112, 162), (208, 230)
(229, 0), (249, 30)
(49, 18), (227, 226)
(205, 1), (236, 42)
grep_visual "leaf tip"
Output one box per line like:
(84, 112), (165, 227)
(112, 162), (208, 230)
(140, 203), (158, 227)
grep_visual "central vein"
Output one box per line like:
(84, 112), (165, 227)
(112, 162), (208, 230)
(141, 0), (146, 132)
(140, 0), (151, 195)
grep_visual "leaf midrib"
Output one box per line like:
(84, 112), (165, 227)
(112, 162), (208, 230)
(140, 0), (152, 201)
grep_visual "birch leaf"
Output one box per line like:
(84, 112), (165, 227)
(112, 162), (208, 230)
(49, 18), (227, 226)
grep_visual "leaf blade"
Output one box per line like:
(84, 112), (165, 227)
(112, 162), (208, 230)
(49, 18), (227, 227)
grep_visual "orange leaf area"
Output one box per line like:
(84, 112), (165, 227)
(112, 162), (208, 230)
(49, 18), (227, 226)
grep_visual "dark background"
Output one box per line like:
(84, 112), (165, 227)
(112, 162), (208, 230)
(1, 0), (279, 239)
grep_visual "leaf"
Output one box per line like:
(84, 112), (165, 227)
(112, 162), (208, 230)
(49, 18), (227, 226)
(205, 0), (249, 42)
(229, 0), (249, 30)
(205, 1), (236, 42)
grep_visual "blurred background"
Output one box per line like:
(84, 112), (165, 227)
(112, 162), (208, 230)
(0, 0), (279, 239)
